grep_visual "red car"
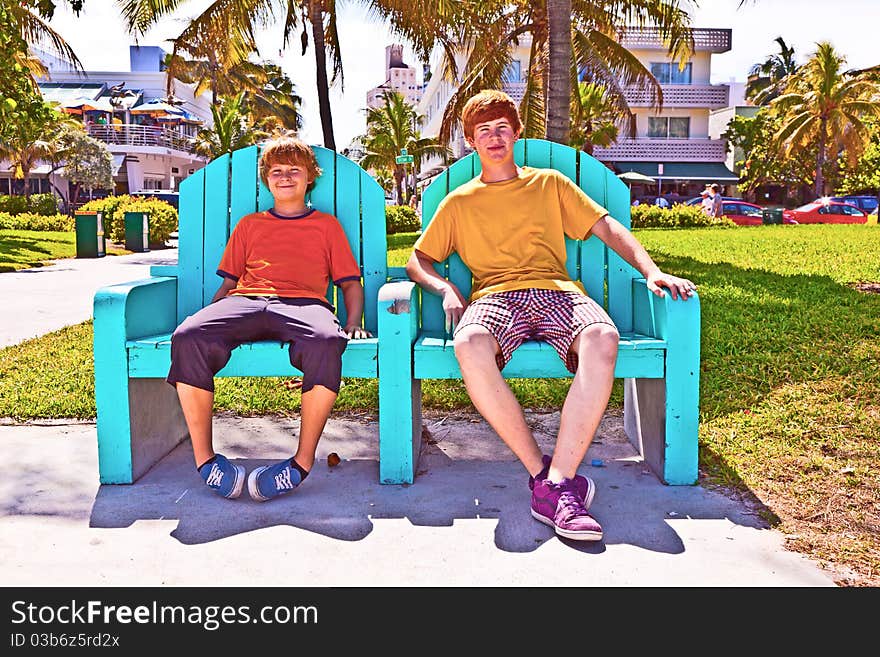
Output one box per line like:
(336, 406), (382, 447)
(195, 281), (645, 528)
(782, 200), (868, 224)
(721, 200), (764, 226)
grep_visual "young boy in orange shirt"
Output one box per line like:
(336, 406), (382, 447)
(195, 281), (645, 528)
(167, 134), (370, 501)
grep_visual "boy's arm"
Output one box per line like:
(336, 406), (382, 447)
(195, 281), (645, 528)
(338, 280), (371, 338)
(210, 277), (237, 303)
(589, 215), (697, 301)
(405, 249), (467, 330)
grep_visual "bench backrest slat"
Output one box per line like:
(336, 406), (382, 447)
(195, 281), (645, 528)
(176, 145), (387, 333)
(419, 138), (633, 333)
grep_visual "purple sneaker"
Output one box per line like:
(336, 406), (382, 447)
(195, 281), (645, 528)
(531, 478), (603, 541)
(528, 455), (595, 508)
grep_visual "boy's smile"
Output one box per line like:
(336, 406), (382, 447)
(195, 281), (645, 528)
(266, 164), (312, 204)
(468, 117), (520, 163)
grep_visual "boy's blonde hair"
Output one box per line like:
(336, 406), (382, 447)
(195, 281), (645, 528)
(461, 90), (523, 140)
(259, 133), (322, 191)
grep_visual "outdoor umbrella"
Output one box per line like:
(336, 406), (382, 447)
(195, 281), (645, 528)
(617, 171), (656, 184)
(130, 101), (185, 116)
(60, 96), (115, 113)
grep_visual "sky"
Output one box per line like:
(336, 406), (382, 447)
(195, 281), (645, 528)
(45, 0), (880, 149)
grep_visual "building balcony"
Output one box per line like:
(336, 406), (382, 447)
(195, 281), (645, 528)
(624, 83), (729, 109)
(592, 138), (728, 162)
(86, 124), (199, 155)
(619, 27), (731, 53)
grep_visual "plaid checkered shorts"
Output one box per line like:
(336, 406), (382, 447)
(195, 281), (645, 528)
(453, 288), (616, 373)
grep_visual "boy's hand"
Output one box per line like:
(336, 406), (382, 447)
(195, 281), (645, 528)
(345, 325), (372, 339)
(442, 286), (467, 334)
(646, 271), (697, 301)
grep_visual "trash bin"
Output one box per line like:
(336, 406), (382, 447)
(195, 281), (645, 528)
(124, 211), (150, 252)
(762, 208), (783, 225)
(74, 211), (106, 258)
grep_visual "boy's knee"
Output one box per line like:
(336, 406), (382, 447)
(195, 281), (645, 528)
(453, 327), (497, 360)
(578, 323), (619, 362)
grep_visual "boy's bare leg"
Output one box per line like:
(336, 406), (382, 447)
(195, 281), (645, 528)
(454, 326), (544, 477)
(294, 384), (338, 471)
(549, 324), (618, 482)
(176, 382), (215, 468)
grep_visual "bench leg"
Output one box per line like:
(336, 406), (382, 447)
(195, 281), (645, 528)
(378, 375), (422, 484)
(96, 377), (189, 484)
(623, 373), (698, 485)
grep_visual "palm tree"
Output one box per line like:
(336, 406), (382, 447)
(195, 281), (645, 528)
(359, 91), (450, 204)
(193, 92), (269, 159)
(7, 0), (83, 86)
(117, 0), (462, 151)
(436, 0), (694, 146)
(771, 42), (880, 196)
(746, 36), (798, 105)
(570, 81), (622, 155)
(0, 102), (75, 196)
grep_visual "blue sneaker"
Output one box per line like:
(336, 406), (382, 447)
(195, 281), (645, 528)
(199, 454), (245, 499)
(248, 458), (305, 502)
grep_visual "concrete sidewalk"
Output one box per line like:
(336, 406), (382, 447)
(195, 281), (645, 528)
(0, 248), (840, 586)
(0, 247), (177, 347)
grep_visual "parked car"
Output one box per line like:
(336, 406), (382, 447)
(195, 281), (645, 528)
(720, 200), (765, 226)
(782, 200), (868, 224)
(829, 195), (878, 214)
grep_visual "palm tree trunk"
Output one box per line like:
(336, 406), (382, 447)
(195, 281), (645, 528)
(310, 2), (336, 151)
(546, 0), (572, 144)
(394, 166), (404, 205)
(815, 117), (827, 196)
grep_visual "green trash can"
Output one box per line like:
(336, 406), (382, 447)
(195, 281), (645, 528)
(74, 211), (106, 258)
(762, 208), (783, 225)
(124, 211), (150, 252)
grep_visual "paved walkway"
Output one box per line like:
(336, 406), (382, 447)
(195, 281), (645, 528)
(0, 248), (840, 587)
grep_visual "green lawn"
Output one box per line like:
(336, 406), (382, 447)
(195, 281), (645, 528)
(0, 230), (129, 272)
(1, 223), (878, 584)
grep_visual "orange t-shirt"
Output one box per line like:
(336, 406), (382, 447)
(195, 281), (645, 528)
(216, 209), (360, 301)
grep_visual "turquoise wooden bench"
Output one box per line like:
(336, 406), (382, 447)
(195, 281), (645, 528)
(93, 145), (387, 484)
(377, 139), (701, 486)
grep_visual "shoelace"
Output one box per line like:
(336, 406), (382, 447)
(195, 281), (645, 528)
(205, 463), (224, 487)
(556, 490), (588, 522)
(273, 468), (295, 491)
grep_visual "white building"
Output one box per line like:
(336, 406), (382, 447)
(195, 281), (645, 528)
(416, 26), (740, 196)
(1, 46), (212, 209)
(366, 45), (423, 109)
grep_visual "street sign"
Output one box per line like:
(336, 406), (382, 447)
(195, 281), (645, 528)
(396, 148), (414, 165)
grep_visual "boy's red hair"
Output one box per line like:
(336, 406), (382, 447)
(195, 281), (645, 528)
(461, 89), (523, 141)
(259, 134), (322, 191)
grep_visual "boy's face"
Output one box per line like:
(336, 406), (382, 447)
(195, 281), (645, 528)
(466, 117), (521, 166)
(265, 161), (313, 203)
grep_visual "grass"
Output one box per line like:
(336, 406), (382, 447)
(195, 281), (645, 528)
(0, 229), (129, 272)
(1, 223), (878, 584)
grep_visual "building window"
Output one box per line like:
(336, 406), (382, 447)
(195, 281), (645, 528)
(503, 60), (522, 83)
(650, 62), (692, 84)
(647, 116), (690, 138)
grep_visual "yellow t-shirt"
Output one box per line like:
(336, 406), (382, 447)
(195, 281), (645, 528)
(414, 166), (608, 301)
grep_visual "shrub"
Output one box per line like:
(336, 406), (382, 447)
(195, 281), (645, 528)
(386, 204), (421, 234)
(0, 194), (59, 216)
(630, 204), (736, 229)
(79, 195), (178, 244)
(0, 211), (74, 231)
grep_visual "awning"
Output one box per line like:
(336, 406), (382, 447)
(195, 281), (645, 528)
(614, 161), (739, 182)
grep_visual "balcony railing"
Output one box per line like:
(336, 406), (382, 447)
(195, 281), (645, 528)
(592, 138), (728, 162)
(624, 84), (729, 108)
(619, 27), (731, 52)
(86, 124), (197, 153)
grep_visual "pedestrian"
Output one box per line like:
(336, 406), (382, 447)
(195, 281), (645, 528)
(404, 90), (697, 541)
(654, 196), (670, 208)
(699, 189), (713, 217)
(166, 133), (371, 501)
(709, 183), (724, 218)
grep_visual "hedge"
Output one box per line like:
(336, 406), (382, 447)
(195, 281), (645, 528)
(0, 194), (59, 216)
(78, 195), (178, 245)
(630, 204), (737, 229)
(0, 212), (73, 231)
(386, 205), (421, 234)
